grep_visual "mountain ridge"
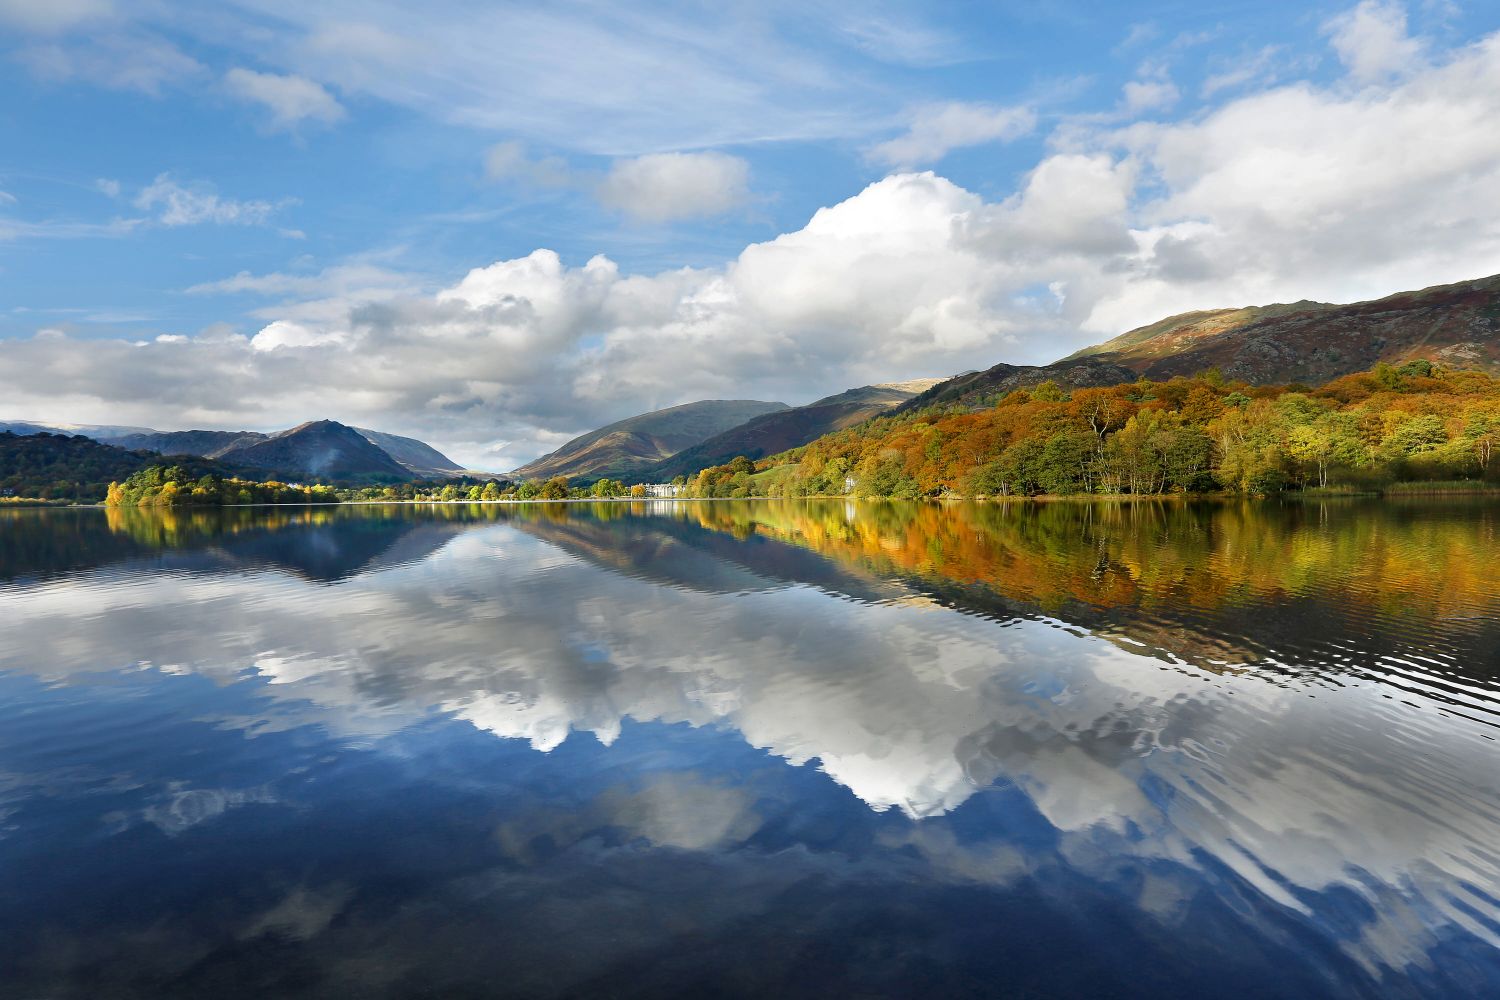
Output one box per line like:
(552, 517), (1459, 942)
(1069, 274), (1500, 383)
(895, 273), (1500, 415)
(642, 380), (942, 482)
(218, 420), (415, 482)
(514, 399), (790, 482)
(4, 419), (466, 482)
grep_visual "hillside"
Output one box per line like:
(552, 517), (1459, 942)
(645, 381), (942, 482)
(896, 274), (1500, 415)
(893, 359), (1139, 414)
(514, 399), (788, 482)
(0, 432), (227, 501)
(1071, 274), (1500, 384)
(705, 362), (1500, 499)
(216, 420), (416, 483)
(353, 428), (465, 478)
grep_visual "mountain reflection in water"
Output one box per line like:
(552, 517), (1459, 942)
(0, 499), (1496, 998)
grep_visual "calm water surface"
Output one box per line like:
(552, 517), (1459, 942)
(1, 499), (1497, 998)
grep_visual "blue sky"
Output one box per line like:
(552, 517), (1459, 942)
(3, 1), (1500, 467)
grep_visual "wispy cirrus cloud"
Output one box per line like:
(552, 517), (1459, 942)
(14, 31), (202, 95)
(133, 174), (294, 229)
(0, 0), (111, 35)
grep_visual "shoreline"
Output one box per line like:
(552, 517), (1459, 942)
(13, 487), (1500, 511)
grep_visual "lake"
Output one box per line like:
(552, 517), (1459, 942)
(1, 498), (1497, 998)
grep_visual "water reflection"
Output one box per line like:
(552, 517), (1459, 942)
(0, 500), (1497, 998)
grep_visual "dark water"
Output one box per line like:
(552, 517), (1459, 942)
(1, 499), (1498, 999)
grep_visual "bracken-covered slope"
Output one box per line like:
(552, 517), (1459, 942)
(899, 273), (1500, 414)
(216, 420), (415, 483)
(646, 381), (943, 482)
(1070, 274), (1500, 383)
(514, 399), (789, 482)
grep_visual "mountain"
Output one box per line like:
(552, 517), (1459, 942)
(899, 273), (1500, 414)
(215, 420), (415, 483)
(514, 399), (790, 482)
(645, 380), (943, 482)
(353, 429), (465, 478)
(57, 424), (463, 480)
(111, 429), (270, 457)
(0, 420), (156, 440)
(1070, 274), (1500, 383)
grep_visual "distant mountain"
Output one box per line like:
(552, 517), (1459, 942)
(111, 429), (270, 457)
(899, 273), (1500, 414)
(26, 422), (464, 481)
(353, 429), (465, 478)
(514, 399), (789, 482)
(1064, 274), (1500, 383)
(646, 380), (942, 482)
(0, 420), (155, 440)
(216, 420), (415, 483)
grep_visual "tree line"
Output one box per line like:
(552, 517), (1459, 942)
(105, 466), (343, 506)
(0, 432), (228, 502)
(101, 467), (675, 507)
(681, 361), (1500, 498)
